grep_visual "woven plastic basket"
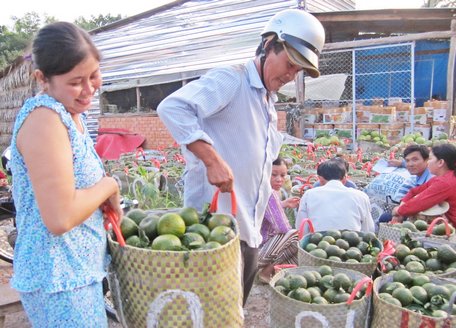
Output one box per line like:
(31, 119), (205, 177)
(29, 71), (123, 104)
(297, 230), (383, 277)
(269, 266), (373, 328)
(371, 273), (456, 328)
(108, 190), (243, 328)
(378, 217), (456, 244)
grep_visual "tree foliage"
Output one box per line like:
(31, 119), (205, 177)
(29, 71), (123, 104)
(424, 0), (456, 7)
(0, 12), (122, 71)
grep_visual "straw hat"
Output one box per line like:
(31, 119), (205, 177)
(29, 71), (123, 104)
(418, 202), (450, 216)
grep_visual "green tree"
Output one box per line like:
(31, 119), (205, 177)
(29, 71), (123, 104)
(0, 12), (122, 71)
(424, 0), (456, 7)
(74, 14), (122, 31)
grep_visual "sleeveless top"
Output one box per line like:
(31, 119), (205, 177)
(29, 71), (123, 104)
(10, 94), (108, 293)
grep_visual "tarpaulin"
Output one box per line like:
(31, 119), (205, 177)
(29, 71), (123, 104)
(95, 128), (145, 160)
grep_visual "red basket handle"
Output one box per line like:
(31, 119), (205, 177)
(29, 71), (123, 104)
(209, 189), (237, 216)
(426, 217), (452, 237)
(104, 208), (126, 247)
(347, 277), (373, 305)
(273, 264), (297, 273)
(298, 218), (315, 240)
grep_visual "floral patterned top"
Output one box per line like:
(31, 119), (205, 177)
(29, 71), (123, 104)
(10, 94), (108, 293)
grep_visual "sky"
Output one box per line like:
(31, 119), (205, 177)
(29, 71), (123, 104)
(0, 0), (426, 28)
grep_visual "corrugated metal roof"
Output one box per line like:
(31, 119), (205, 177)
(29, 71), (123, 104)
(92, 0), (355, 92)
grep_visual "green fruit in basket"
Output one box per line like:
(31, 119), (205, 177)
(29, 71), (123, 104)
(345, 248), (362, 262)
(151, 234), (182, 251)
(138, 214), (160, 240)
(412, 274), (431, 287)
(126, 235), (142, 248)
(321, 235), (336, 245)
(208, 226), (235, 245)
(362, 231), (377, 243)
(329, 256), (343, 262)
(181, 232), (205, 249)
(411, 247), (429, 261)
(157, 213), (186, 238)
(323, 288), (339, 303)
(318, 265), (333, 277)
(410, 286), (428, 304)
(401, 221), (418, 232)
(199, 241), (221, 250)
(120, 216), (139, 239)
(433, 223), (449, 236)
(275, 285), (288, 295)
(310, 248), (327, 259)
(301, 271), (317, 288)
(426, 258), (442, 271)
(288, 288), (311, 303)
(312, 296), (329, 304)
(393, 270), (413, 286)
(379, 282), (406, 295)
(317, 240), (331, 250)
(405, 261), (425, 273)
(335, 238), (350, 250)
(307, 287), (321, 298)
(395, 244), (411, 261)
(382, 297), (402, 307)
(428, 285), (451, 300)
(341, 231), (360, 247)
(275, 277), (291, 290)
(179, 207), (200, 226)
(305, 243), (318, 252)
(356, 241), (370, 255)
(432, 310), (449, 318)
(186, 223), (211, 241)
(325, 230), (342, 240)
(414, 220), (428, 231)
(207, 214), (232, 230)
(309, 232), (323, 245)
(126, 208), (147, 225)
(332, 273), (352, 291)
(333, 292), (350, 303)
(437, 244), (456, 264)
(288, 275), (307, 290)
(392, 287), (414, 306)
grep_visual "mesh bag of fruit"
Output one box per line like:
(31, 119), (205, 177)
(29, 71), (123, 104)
(378, 217), (456, 244)
(269, 265), (373, 328)
(297, 222), (383, 277)
(371, 271), (456, 328)
(107, 189), (243, 328)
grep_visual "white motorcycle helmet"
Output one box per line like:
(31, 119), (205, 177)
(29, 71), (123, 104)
(261, 9), (325, 78)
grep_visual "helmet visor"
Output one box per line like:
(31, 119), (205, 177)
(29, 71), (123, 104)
(283, 43), (319, 78)
(281, 33), (321, 78)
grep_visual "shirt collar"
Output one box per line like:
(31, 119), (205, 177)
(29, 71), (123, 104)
(245, 59), (278, 102)
(416, 168), (432, 185)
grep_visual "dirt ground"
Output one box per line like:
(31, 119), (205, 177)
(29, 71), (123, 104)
(0, 259), (270, 328)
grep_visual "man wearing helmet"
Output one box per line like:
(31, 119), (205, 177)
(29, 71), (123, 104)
(158, 9), (325, 305)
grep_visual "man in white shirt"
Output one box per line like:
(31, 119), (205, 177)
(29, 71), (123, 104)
(158, 9), (325, 305)
(296, 158), (375, 233)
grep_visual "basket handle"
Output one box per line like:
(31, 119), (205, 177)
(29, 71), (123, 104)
(377, 255), (400, 274)
(426, 216), (452, 237)
(104, 208), (126, 247)
(209, 189), (237, 216)
(298, 218), (315, 240)
(347, 277), (373, 305)
(273, 264), (297, 273)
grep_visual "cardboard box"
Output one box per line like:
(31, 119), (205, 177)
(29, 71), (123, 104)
(405, 123), (431, 140)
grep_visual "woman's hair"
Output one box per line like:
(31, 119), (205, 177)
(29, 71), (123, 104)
(272, 157), (287, 166)
(32, 22), (101, 78)
(255, 35), (285, 56)
(431, 143), (456, 175)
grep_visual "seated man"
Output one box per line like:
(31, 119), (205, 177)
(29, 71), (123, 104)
(296, 158), (375, 232)
(312, 156), (357, 189)
(378, 144), (433, 223)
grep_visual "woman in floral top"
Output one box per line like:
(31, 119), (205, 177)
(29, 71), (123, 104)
(10, 22), (122, 327)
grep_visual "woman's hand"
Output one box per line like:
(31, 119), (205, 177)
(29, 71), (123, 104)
(281, 197), (300, 209)
(102, 178), (123, 223)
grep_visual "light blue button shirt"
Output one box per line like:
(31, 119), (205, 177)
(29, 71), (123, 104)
(158, 59), (283, 247)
